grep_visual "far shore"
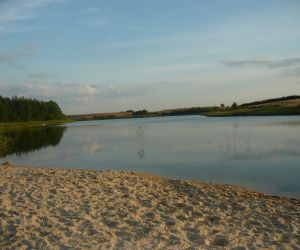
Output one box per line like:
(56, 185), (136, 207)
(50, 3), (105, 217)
(1, 96), (299, 132)
(0, 119), (73, 132)
(1, 162), (299, 249)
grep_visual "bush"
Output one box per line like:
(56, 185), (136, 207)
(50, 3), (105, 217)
(133, 110), (149, 116)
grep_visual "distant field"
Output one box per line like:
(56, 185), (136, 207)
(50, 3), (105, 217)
(66, 109), (193, 120)
(67, 96), (300, 120)
(247, 98), (300, 107)
(67, 112), (133, 120)
(66, 107), (215, 121)
(205, 106), (300, 117)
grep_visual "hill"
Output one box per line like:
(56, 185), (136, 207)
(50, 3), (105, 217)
(205, 96), (300, 117)
(67, 95), (300, 120)
(240, 95), (300, 107)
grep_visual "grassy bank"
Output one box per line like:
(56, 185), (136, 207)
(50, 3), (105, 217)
(0, 119), (73, 132)
(204, 105), (300, 117)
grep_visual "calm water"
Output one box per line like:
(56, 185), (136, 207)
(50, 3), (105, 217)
(1, 115), (300, 198)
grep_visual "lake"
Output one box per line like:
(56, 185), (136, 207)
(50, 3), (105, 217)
(1, 115), (300, 198)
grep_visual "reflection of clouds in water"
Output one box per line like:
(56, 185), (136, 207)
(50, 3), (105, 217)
(120, 128), (129, 137)
(65, 142), (104, 156)
(27, 142), (105, 164)
(112, 140), (126, 151)
(82, 143), (104, 155)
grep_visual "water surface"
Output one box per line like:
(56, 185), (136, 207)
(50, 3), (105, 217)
(1, 115), (300, 198)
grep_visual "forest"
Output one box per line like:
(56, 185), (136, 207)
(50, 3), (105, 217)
(0, 96), (64, 122)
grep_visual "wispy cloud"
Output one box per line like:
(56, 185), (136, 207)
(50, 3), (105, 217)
(0, 46), (37, 68)
(222, 57), (300, 80)
(86, 19), (106, 29)
(0, 25), (44, 33)
(0, 81), (153, 101)
(223, 57), (300, 68)
(0, 81), (99, 104)
(0, 0), (64, 33)
(77, 6), (106, 29)
(86, 7), (100, 14)
(27, 73), (55, 79)
(0, 0), (62, 23)
(283, 67), (300, 77)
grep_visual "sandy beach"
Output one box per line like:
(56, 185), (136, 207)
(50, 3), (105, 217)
(0, 163), (299, 249)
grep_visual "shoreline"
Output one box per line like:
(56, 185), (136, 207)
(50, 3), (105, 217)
(1, 163), (300, 249)
(0, 119), (73, 132)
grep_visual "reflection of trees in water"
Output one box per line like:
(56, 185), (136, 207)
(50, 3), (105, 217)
(245, 134), (250, 153)
(137, 143), (145, 159)
(0, 127), (67, 157)
(136, 125), (145, 159)
(220, 131), (251, 156)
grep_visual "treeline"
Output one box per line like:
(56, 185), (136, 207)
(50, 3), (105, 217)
(241, 95), (300, 107)
(162, 107), (219, 116)
(132, 110), (149, 116)
(131, 107), (219, 117)
(0, 96), (64, 122)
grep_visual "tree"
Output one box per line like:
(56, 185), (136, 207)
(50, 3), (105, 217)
(0, 95), (64, 122)
(231, 102), (238, 109)
(133, 110), (148, 116)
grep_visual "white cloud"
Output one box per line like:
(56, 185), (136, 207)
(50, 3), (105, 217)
(75, 96), (95, 102)
(223, 57), (300, 68)
(0, 81), (153, 101)
(88, 20), (105, 29)
(77, 84), (98, 95)
(0, 25), (43, 33)
(28, 73), (54, 79)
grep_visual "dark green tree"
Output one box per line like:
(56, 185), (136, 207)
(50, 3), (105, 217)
(231, 102), (238, 109)
(0, 96), (64, 122)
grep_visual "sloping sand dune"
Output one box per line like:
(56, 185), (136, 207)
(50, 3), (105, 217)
(1, 163), (299, 249)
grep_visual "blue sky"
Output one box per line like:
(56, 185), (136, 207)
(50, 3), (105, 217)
(0, 0), (300, 114)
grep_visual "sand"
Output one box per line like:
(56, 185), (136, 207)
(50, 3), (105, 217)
(0, 163), (299, 249)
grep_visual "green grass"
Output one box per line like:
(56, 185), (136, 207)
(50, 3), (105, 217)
(204, 106), (300, 117)
(0, 119), (74, 132)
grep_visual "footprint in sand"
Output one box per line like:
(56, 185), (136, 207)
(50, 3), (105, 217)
(212, 234), (230, 247)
